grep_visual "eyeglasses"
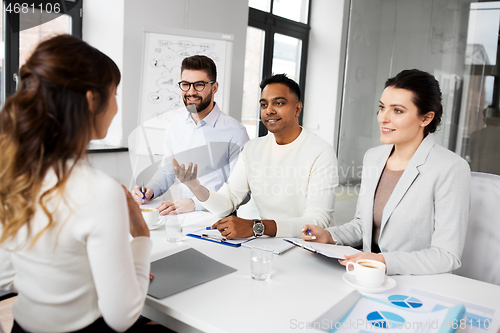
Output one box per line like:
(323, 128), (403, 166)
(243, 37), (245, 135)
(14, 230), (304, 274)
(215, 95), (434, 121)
(178, 80), (215, 92)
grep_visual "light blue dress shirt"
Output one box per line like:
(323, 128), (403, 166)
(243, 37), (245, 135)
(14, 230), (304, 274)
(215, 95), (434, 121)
(147, 104), (249, 210)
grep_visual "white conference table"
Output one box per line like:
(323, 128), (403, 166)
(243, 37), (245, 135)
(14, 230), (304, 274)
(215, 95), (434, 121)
(141, 211), (500, 333)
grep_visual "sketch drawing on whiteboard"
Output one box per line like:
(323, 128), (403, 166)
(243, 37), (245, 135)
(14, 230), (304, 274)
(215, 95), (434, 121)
(135, 27), (233, 164)
(139, 28), (232, 129)
(143, 38), (223, 122)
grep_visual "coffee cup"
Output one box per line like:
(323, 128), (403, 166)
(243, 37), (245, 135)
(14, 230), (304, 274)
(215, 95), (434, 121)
(140, 208), (160, 228)
(346, 259), (386, 288)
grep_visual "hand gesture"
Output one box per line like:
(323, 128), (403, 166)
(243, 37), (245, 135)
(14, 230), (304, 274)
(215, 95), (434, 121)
(172, 158), (210, 202)
(172, 158), (199, 186)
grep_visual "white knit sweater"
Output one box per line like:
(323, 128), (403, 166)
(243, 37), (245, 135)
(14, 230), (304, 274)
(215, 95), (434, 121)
(0, 161), (152, 332)
(202, 128), (338, 237)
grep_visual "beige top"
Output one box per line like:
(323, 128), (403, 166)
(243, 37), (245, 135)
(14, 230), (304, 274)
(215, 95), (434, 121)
(372, 167), (404, 245)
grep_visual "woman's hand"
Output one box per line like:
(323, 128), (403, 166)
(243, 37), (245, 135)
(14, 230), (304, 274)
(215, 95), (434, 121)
(122, 185), (150, 238)
(301, 225), (335, 244)
(338, 252), (386, 269)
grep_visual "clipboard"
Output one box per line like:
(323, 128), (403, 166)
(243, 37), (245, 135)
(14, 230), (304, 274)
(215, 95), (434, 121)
(284, 238), (360, 259)
(187, 227), (252, 247)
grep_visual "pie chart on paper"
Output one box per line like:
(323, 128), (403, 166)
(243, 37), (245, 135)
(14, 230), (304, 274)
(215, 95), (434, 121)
(367, 311), (405, 328)
(388, 295), (423, 309)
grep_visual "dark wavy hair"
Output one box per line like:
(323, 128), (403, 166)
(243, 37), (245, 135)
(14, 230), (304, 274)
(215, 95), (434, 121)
(260, 74), (301, 101)
(181, 55), (217, 81)
(385, 69), (442, 136)
(0, 34), (120, 246)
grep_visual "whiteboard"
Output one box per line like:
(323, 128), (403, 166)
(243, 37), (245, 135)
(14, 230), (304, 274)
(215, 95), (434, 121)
(136, 26), (233, 155)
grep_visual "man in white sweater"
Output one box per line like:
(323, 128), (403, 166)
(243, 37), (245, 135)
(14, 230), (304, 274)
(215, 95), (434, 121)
(173, 74), (338, 238)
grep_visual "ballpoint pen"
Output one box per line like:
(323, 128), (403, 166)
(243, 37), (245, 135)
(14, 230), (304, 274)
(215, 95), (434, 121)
(141, 182), (145, 204)
(207, 226), (228, 231)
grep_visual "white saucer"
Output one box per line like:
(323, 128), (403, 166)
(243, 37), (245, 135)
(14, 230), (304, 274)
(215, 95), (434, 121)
(342, 272), (396, 293)
(148, 220), (163, 230)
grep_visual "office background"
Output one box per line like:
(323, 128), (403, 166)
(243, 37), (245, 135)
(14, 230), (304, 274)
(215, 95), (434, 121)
(1, 2), (500, 330)
(80, 0), (347, 189)
(1, 0), (499, 222)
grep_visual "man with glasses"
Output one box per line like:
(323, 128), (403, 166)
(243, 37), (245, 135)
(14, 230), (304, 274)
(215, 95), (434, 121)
(133, 55), (249, 215)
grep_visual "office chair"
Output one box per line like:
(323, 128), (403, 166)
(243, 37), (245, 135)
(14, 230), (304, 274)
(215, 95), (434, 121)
(453, 172), (500, 285)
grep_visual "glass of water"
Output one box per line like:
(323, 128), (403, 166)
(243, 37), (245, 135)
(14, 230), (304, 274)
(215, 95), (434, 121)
(250, 247), (273, 281)
(164, 215), (184, 242)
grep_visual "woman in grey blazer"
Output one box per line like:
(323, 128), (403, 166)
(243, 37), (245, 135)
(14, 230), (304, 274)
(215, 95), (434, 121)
(303, 69), (470, 275)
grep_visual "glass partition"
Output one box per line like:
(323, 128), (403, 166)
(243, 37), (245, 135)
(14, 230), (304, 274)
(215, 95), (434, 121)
(459, 2), (500, 174)
(338, 0), (500, 184)
(337, 0), (500, 219)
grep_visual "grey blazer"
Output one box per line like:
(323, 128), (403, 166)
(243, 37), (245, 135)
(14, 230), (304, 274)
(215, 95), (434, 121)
(329, 135), (471, 275)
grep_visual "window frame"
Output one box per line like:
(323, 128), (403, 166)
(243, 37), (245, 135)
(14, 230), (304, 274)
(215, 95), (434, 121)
(248, 3), (311, 136)
(2, 0), (83, 99)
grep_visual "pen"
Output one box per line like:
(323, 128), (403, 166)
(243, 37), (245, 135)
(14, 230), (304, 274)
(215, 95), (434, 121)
(306, 229), (313, 236)
(141, 182), (145, 204)
(201, 234), (227, 242)
(207, 226), (228, 231)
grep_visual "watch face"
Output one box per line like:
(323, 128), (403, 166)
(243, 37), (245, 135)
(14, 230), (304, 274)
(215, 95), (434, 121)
(253, 221), (264, 235)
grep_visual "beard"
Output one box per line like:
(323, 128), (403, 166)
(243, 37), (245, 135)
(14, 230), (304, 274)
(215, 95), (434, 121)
(183, 91), (213, 113)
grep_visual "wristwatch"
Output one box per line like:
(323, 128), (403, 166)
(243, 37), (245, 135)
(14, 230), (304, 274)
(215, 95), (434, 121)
(252, 219), (265, 237)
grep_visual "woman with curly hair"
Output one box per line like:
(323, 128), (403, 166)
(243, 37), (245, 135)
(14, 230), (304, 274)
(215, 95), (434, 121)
(0, 35), (153, 332)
